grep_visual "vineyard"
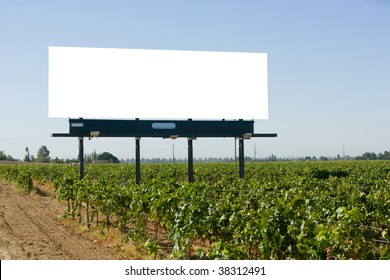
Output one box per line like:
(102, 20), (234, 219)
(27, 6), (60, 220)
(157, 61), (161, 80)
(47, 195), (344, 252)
(0, 161), (389, 259)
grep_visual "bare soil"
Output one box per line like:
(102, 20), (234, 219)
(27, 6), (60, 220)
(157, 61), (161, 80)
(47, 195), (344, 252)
(0, 180), (129, 260)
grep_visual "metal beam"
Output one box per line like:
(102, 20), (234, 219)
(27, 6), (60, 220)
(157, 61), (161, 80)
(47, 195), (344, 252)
(252, 133), (277, 138)
(53, 118), (256, 138)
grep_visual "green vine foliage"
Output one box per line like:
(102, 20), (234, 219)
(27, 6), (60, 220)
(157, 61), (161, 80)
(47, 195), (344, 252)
(0, 161), (389, 259)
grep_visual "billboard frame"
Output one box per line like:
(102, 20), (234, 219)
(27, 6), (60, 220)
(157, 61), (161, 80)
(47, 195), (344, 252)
(52, 118), (277, 183)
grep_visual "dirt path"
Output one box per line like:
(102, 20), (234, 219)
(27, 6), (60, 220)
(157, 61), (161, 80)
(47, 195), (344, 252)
(0, 181), (124, 260)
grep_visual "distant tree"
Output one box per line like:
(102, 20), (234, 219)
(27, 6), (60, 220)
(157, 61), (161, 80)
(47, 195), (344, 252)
(92, 150), (98, 160)
(50, 157), (63, 164)
(65, 158), (79, 164)
(269, 154), (277, 162)
(36, 145), (50, 163)
(356, 151), (380, 160)
(6, 154), (14, 161)
(24, 147), (32, 162)
(97, 152), (119, 163)
(362, 152), (377, 160)
(244, 156), (253, 162)
(0, 150), (14, 161)
(378, 151), (390, 160)
(85, 154), (93, 163)
(0, 150), (7, 160)
(319, 156), (328, 161)
(85, 150), (99, 163)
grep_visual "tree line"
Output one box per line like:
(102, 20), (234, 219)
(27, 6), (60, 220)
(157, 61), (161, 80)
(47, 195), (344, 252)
(2, 146), (390, 163)
(1, 146), (119, 164)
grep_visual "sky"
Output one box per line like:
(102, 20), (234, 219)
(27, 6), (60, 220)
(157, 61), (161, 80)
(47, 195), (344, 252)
(1, 0), (390, 161)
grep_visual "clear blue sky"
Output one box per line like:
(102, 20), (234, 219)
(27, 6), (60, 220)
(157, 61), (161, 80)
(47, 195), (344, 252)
(1, 0), (389, 160)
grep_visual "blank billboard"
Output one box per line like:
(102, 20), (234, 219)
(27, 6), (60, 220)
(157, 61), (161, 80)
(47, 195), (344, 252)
(48, 46), (268, 119)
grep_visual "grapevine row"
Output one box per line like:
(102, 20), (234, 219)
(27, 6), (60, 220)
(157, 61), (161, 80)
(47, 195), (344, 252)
(0, 161), (389, 259)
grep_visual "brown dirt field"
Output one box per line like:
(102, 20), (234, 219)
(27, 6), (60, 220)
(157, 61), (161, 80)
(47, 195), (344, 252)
(0, 180), (130, 260)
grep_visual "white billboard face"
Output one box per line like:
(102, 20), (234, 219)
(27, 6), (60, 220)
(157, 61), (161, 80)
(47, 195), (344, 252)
(48, 46), (268, 119)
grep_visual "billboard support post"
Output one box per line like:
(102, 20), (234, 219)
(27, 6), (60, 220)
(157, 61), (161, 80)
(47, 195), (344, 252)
(52, 118), (276, 183)
(78, 137), (84, 180)
(135, 138), (141, 184)
(239, 138), (245, 178)
(188, 138), (194, 183)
